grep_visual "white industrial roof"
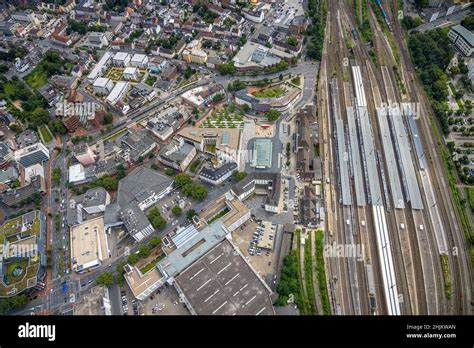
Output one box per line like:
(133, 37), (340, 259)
(113, 51), (130, 61)
(106, 81), (129, 104)
(124, 66), (139, 74)
(93, 77), (112, 88)
(69, 163), (86, 183)
(131, 53), (147, 63)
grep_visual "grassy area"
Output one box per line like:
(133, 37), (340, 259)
(448, 82), (456, 95)
(393, 65), (407, 95)
(4, 259), (28, 285)
(207, 207), (230, 225)
(295, 229), (309, 314)
(467, 187), (474, 211)
(24, 68), (48, 89)
(145, 75), (157, 86)
(315, 230), (331, 315)
(201, 106), (244, 129)
(432, 117), (474, 266)
(290, 76), (301, 86)
(252, 86), (284, 98)
(38, 125), (53, 144)
(140, 254), (165, 274)
(190, 159), (202, 173)
(103, 128), (128, 142)
(357, 0), (373, 44)
(275, 250), (306, 309)
(372, 1), (400, 65)
(105, 67), (124, 81)
(304, 233), (317, 314)
(204, 144), (216, 153)
(440, 254), (453, 300)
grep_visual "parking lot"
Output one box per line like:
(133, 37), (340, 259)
(233, 220), (281, 289)
(120, 286), (142, 316)
(149, 190), (192, 228)
(142, 284), (190, 315)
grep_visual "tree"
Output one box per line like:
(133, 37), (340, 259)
(9, 124), (22, 133)
(172, 205), (182, 216)
(30, 107), (50, 129)
(127, 253), (140, 265)
(0, 294), (28, 314)
(117, 164), (127, 180)
(102, 112), (113, 125)
(97, 176), (118, 190)
(241, 104), (251, 113)
(266, 109), (281, 122)
(149, 235), (162, 248)
(212, 93), (224, 103)
(52, 167), (61, 186)
(49, 120), (67, 134)
(414, 0), (429, 8)
(186, 209), (197, 220)
(138, 245), (151, 259)
(165, 168), (174, 176)
(233, 171), (248, 181)
(96, 272), (114, 287)
(147, 208), (167, 230)
(189, 183), (208, 200)
(461, 15), (474, 31)
(175, 173), (192, 187)
(218, 62), (235, 75)
(202, 40), (213, 49)
(184, 66), (195, 79)
(238, 34), (247, 47)
(287, 36), (298, 47)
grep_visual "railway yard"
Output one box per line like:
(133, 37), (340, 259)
(318, 0), (473, 315)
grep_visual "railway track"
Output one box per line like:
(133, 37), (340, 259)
(337, 1), (440, 315)
(388, 0), (473, 315)
(326, 0), (399, 315)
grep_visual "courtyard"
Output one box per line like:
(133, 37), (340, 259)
(201, 106), (245, 129)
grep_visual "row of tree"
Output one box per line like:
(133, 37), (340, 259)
(408, 29), (454, 134)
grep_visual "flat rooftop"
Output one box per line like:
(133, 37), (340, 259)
(125, 265), (164, 299)
(175, 239), (274, 315)
(70, 216), (109, 271)
(177, 127), (240, 154)
(113, 51), (130, 61)
(73, 285), (111, 315)
(252, 138), (273, 168)
(199, 195), (250, 231)
(157, 219), (228, 278)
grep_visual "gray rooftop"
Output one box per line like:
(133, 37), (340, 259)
(452, 24), (474, 47)
(376, 108), (404, 209)
(159, 139), (195, 165)
(83, 187), (108, 208)
(104, 203), (122, 228)
(335, 119), (351, 206)
(157, 219), (228, 278)
(347, 107), (366, 206)
(199, 162), (237, 182)
(232, 172), (281, 207)
(174, 239), (274, 315)
(117, 166), (173, 208)
(119, 203), (152, 237)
